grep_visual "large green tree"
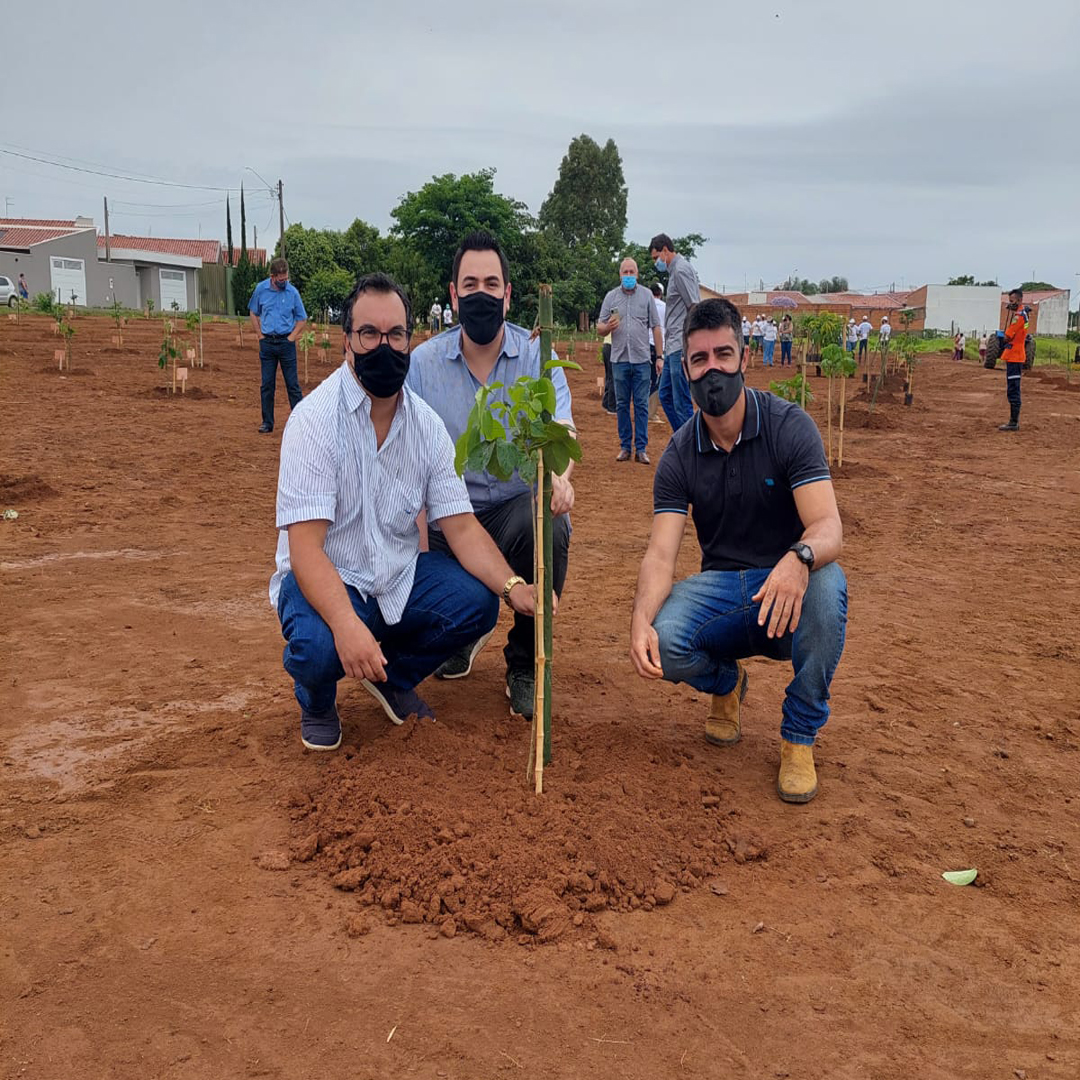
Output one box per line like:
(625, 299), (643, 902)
(538, 134), (627, 260)
(390, 168), (534, 311)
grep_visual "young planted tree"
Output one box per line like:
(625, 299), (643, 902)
(146, 297), (155, 319)
(184, 310), (202, 368)
(298, 329), (316, 383)
(158, 322), (181, 393)
(895, 333), (920, 406)
(820, 344), (857, 465)
(56, 315), (75, 372)
(769, 373), (813, 407)
(454, 285), (581, 793)
(869, 333), (890, 414)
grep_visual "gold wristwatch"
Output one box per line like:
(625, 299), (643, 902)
(502, 575), (527, 608)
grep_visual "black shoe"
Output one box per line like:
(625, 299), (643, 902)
(361, 680), (436, 724)
(997, 420), (1019, 431)
(300, 704), (342, 751)
(634, 450), (650, 464)
(434, 630), (494, 679)
(506, 669), (534, 721)
(258, 422), (273, 433)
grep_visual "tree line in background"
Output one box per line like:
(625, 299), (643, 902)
(228, 135), (703, 328)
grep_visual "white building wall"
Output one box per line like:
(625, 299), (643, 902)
(923, 285), (1002, 336)
(1034, 292), (1069, 337)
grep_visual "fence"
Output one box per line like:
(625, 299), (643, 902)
(199, 263), (234, 316)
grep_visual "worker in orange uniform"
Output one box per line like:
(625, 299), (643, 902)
(997, 287), (1029, 432)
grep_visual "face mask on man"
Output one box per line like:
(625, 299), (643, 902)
(688, 366), (744, 418)
(352, 341), (411, 399)
(654, 258), (668, 273)
(274, 278), (288, 290)
(456, 291), (505, 346)
(621, 275), (637, 290)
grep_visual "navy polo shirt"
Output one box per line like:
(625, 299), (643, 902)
(653, 388), (831, 572)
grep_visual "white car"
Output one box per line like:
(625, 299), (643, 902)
(0, 276), (18, 307)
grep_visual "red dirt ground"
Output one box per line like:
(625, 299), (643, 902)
(2, 314), (1078, 1079)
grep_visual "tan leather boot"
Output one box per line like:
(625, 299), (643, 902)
(777, 739), (818, 803)
(705, 662), (749, 746)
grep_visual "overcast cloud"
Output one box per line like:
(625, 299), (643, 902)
(4, 0), (1078, 301)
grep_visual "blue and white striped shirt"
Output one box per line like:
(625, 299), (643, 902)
(269, 362), (474, 624)
(406, 322), (574, 510)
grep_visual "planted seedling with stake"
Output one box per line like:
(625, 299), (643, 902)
(158, 322), (181, 393)
(820, 344), (856, 465)
(454, 285), (581, 794)
(299, 329), (316, 383)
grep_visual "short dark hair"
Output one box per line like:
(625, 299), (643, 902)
(648, 233), (674, 255)
(452, 230), (510, 288)
(341, 272), (412, 336)
(269, 257), (288, 276)
(651, 282), (663, 297)
(1009, 287), (1023, 298)
(683, 297), (744, 357)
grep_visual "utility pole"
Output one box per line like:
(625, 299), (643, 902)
(103, 196), (111, 261)
(253, 225), (257, 263)
(278, 179), (285, 259)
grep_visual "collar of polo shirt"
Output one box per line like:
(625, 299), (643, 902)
(694, 389), (761, 454)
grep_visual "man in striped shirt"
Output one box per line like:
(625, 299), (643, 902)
(270, 272), (535, 752)
(407, 231), (575, 721)
(629, 299), (847, 804)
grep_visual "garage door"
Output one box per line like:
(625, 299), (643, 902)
(159, 269), (188, 313)
(50, 256), (87, 307)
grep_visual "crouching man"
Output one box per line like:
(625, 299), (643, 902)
(630, 298), (847, 803)
(270, 273), (534, 751)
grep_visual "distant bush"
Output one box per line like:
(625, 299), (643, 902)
(33, 292), (56, 313)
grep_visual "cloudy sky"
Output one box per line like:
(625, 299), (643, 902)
(4, 0), (1078, 302)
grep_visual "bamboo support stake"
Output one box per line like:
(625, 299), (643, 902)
(826, 376), (833, 464)
(800, 340), (808, 409)
(838, 375), (847, 467)
(533, 447), (546, 795)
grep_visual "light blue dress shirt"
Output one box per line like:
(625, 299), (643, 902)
(406, 322), (574, 511)
(249, 278), (307, 335)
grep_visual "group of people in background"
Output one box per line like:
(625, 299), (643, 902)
(742, 314), (795, 366)
(427, 300), (454, 333)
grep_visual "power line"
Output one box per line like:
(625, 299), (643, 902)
(0, 145), (238, 192)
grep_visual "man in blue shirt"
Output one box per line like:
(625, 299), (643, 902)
(630, 298), (847, 804)
(249, 257), (307, 433)
(407, 231), (575, 721)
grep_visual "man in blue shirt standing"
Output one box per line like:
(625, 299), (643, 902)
(407, 231), (575, 721)
(249, 257), (307, 433)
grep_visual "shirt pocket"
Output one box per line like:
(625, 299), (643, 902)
(375, 476), (424, 535)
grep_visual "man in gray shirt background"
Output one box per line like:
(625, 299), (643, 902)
(649, 233), (701, 432)
(596, 257), (662, 463)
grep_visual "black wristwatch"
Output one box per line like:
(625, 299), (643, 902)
(789, 542), (815, 570)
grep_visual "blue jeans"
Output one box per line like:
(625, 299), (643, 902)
(658, 349), (694, 431)
(260, 336), (303, 428)
(612, 361), (651, 452)
(653, 562), (847, 745)
(780, 339), (792, 364)
(763, 340), (776, 365)
(276, 553), (499, 714)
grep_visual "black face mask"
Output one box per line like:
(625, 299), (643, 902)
(456, 291), (505, 346)
(352, 342), (411, 399)
(688, 367), (744, 417)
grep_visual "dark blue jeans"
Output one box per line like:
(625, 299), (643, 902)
(763, 340), (776, 366)
(653, 562), (848, 745)
(780, 339), (792, 364)
(658, 349), (694, 431)
(612, 361), (651, 453)
(1006, 361), (1023, 415)
(260, 336), (303, 428)
(276, 553), (499, 714)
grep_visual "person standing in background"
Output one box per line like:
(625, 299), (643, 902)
(762, 317), (778, 366)
(249, 257), (307, 434)
(779, 313), (794, 366)
(648, 233), (700, 431)
(650, 282), (666, 423)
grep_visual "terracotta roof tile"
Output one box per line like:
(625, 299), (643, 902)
(0, 217), (79, 228)
(99, 234), (221, 262)
(0, 225), (86, 248)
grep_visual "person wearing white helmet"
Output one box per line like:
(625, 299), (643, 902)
(845, 318), (858, 353)
(879, 315), (891, 344)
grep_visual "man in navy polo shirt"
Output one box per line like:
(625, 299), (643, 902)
(250, 257), (308, 434)
(630, 297), (847, 804)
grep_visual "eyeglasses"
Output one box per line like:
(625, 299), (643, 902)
(351, 325), (410, 351)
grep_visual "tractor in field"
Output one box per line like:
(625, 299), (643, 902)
(983, 308), (1035, 370)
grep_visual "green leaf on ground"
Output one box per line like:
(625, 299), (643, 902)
(941, 868), (977, 886)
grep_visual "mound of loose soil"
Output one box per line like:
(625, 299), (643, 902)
(0, 473), (59, 502)
(291, 714), (764, 944)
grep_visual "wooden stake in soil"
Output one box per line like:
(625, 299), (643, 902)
(838, 374), (847, 467)
(54, 349), (65, 370)
(826, 376), (833, 464)
(800, 339), (808, 409)
(533, 447), (546, 796)
(177, 367), (188, 394)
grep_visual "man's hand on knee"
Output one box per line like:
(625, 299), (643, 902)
(630, 619), (664, 679)
(550, 474), (575, 516)
(333, 617), (388, 683)
(752, 554), (809, 639)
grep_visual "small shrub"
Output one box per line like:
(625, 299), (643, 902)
(770, 373), (813, 406)
(34, 292), (56, 314)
